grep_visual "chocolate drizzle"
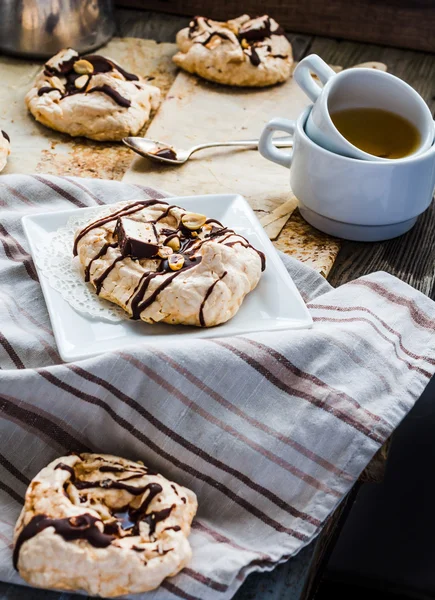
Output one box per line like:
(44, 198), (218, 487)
(108, 504), (175, 538)
(188, 15), (287, 68)
(73, 199), (165, 255)
(143, 506), (174, 537)
(74, 477), (149, 495)
(205, 218), (224, 227)
(130, 265), (201, 320)
(55, 463), (75, 478)
(1, 130), (10, 143)
(152, 147), (178, 160)
(99, 465), (141, 474)
(239, 16), (284, 42)
(87, 84), (131, 108)
(37, 86), (58, 96)
(164, 525), (181, 532)
(107, 483), (166, 536)
(84, 242), (117, 282)
(39, 51), (139, 107)
(248, 47), (261, 67)
(127, 483), (163, 530)
(85, 55), (139, 81)
(44, 53), (77, 76)
(13, 514), (113, 570)
(201, 31), (232, 46)
(78, 200), (265, 322)
(55, 462), (152, 495)
(199, 271), (227, 326)
(94, 256), (124, 295)
(163, 232), (180, 246)
(154, 205), (177, 222)
(225, 240), (266, 271)
(50, 463), (174, 540)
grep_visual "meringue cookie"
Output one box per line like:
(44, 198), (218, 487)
(0, 130), (11, 172)
(74, 199), (265, 327)
(173, 15), (293, 87)
(14, 453), (197, 597)
(25, 48), (160, 141)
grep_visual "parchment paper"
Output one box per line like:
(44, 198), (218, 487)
(0, 38), (342, 275)
(0, 38), (177, 179)
(122, 69), (340, 275)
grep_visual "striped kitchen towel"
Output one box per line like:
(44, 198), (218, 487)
(0, 174), (435, 599)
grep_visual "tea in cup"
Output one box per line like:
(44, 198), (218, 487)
(293, 54), (435, 161)
(258, 107), (435, 241)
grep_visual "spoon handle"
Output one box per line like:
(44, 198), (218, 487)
(189, 137), (293, 156)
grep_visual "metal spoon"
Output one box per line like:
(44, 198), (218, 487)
(123, 136), (293, 165)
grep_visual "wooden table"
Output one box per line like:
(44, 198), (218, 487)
(0, 8), (434, 600)
(114, 8), (435, 300)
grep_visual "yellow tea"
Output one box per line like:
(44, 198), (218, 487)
(330, 108), (421, 159)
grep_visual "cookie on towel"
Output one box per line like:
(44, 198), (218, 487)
(73, 199), (265, 327)
(0, 130), (10, 172)
(173, 14), (293, 87)
(25, 48), (160, 141)
(13, 453), (197, 597)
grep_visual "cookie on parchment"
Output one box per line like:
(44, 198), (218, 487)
(0, 130), (10, 172)
(25, 48), (160, 141)
(13, 453), (197, 597)
(73, 199), (265, 327)
(173, 14), (293, 87)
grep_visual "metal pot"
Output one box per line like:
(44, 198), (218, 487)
(0, 0), (115, 59)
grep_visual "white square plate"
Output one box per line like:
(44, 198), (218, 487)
(23, 194), (312, 361)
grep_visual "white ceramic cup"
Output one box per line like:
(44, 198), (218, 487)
(258, 107), (435, 241)
(293, 54), (435, 161)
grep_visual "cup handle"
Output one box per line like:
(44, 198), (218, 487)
(432, 120), (435, 188)
(259, 118), (295, 169)
(293, 54), (336, 102)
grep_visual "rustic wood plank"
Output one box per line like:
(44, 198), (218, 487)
(328, 202), (435, 298)
(115, 8), (313, 60)
(310, 38), (435, 295)
(300, 484), (362, 599)
(115, 0), (435, 52)
(233, 539), (318, 600)
(0, 583), (80, 599)
(115, 8), (190, 41)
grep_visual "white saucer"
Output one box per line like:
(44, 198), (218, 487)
(23, 193), (312, 362)
(299, 201), (418, 242)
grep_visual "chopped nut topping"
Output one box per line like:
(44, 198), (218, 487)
(205, 36), (222, 50)
(168, 254), (185, 271)
(181, 212), (207, 230)
(165, 236), (181, 251)
(111, 71), (124, 80)
(225, 21), (239, 34)
(158, 246), (173, 259)
(50, 76), (65, 92)
(74, 74), (89, 89)
(74, 59), (94, 75)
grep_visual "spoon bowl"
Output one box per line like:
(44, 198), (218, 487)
(123, 137), (185, 164)
(123, 135), (293, 166)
